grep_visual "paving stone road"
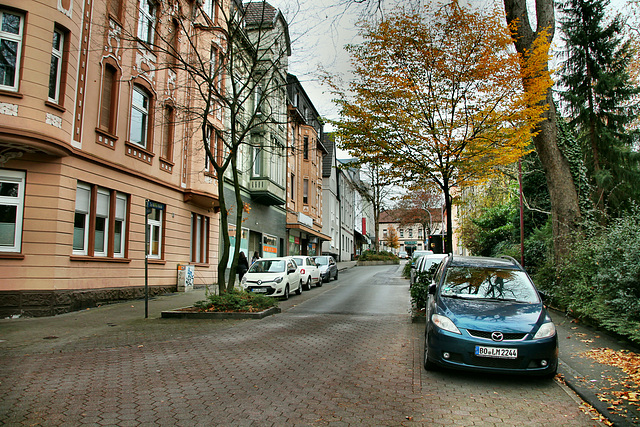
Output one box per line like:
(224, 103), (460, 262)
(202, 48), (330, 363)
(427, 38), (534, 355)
(0, 264), (600, 426)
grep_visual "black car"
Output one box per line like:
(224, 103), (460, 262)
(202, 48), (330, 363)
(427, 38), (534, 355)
(424, 255), (558, 377)
(312, 255), (338, 282)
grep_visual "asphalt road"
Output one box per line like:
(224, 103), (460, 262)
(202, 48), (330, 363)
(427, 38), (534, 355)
(0, 264), (600, 426)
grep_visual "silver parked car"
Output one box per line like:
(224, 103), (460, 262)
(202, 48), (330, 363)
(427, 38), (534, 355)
(292, 256), (322, 290)
(312, 255), (338, 282)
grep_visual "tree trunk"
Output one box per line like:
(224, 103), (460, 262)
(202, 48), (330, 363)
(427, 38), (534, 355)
(503, 0), (581, 262)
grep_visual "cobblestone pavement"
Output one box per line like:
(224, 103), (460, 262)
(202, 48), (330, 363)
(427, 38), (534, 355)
(0, 265), (599, 426)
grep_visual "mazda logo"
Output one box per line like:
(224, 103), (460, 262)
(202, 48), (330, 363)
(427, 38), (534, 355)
(491, 332), (504, 342)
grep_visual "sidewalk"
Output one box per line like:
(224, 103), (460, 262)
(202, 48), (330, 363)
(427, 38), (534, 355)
(551, 309), (640, 426)
(1, 261), (637, 426)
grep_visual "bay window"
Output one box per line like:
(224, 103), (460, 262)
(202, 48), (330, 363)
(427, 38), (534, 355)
(0, 9), (24, 92)
(73, 182), (129, 258)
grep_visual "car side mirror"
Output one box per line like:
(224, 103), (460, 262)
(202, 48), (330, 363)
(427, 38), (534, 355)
(428, 283), (437, 295)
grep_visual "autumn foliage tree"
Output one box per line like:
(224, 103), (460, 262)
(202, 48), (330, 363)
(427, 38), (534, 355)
(383, 225), (400, 251)
(327, 1), (553, 253)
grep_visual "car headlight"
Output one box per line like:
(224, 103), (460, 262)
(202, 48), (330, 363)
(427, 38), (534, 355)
(241, 276), (247, 285)
(274, 276), (283, 283)
(432, 314), (461, 334)
(533, 322), (556, 339)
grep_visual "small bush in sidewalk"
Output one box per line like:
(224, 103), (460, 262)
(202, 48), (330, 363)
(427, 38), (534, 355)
(359, 250), (398, 261)
(193, 290), (278, 313)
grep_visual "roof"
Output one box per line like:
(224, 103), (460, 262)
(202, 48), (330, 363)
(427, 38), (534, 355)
(244, 2), (278, 26)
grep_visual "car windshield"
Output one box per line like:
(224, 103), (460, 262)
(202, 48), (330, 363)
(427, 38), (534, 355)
(314, 257), (328, 265)
(292, 257), (304, 266)
(440, 267), (539, 303)
(248, 260), (286, 273)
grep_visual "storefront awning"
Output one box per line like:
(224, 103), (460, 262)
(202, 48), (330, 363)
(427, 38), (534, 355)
(286, 223), (331, 241)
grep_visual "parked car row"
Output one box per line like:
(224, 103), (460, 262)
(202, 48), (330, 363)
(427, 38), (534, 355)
(240, 255), (338, 300)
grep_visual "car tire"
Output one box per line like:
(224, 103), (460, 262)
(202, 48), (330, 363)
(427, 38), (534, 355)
(423, 331), (437, 371)
(304, 278), (311, 291)
(316, 278), (323, 287)
(334, 270), (338, 281)
(282, 285), (289, 301)
(295, 280), (302, 295)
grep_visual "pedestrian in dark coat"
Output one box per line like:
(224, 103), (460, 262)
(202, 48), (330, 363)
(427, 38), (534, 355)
(238, 251), (249, 281)
(251, 251), (259, 265)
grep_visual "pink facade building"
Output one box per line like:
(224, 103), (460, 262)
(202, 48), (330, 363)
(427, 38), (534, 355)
(0, 0), (224, 316)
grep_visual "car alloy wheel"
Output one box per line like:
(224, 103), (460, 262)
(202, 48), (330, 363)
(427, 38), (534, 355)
(282, 285), (289, 301)
(304, 278), (311, 291)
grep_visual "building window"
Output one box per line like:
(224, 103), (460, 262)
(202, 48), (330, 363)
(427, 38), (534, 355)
(162, 104), (174, 161)
(399, 229), (404, 238)
(0, 10), (24, 92)
(210, 45), (223, 94)
(146, 203), (163, 259)
(130, 85), (151, 149)
(114, 193), (127, 256)
(252, 145), (262, 176)
(167, 19), (179, 68)
(191, 213), (209, 264)
(137, 0), (156, 45)
(303, 178), (309, 205)
(94, 188), (110, 256)
(108, 0), (124, 20)
(408, 229), (413, 238)
(0, 169), (25, 253)
(303, 136), (309, 160)
(204, 124), (213, 172)
(202, 0), (217, 20)
(48, 28), (64, 103)
(290, 174), (295, 200)
(73, 182), (129, 258)
(99, 64), (118, 134)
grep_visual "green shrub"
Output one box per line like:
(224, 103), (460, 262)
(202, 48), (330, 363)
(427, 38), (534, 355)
(194, 289), (277, 312)
(543, 209), (640, 344)
(359, 250), (398, 261)
(402, 261), (412, 278)
(410, 265), (439, 311)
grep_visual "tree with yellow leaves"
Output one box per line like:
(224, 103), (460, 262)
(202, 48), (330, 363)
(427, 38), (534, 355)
(327, 1), (553, 253)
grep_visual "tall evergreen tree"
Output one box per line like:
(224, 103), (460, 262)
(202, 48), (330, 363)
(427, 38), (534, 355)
(558, 0), (640, 217)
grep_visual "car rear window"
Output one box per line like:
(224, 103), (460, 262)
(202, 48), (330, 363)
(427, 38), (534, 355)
(440, 267), (539, 303)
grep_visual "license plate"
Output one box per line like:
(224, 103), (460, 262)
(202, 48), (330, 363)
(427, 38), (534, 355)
(475, 346), (517, 359)
(250, 287), (267, 293)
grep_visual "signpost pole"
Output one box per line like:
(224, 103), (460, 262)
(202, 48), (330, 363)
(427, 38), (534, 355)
(144, 200), (149, 319)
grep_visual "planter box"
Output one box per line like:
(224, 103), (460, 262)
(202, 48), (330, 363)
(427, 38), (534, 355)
(161, 306), (281, 319)
(356, 260), (399, 266)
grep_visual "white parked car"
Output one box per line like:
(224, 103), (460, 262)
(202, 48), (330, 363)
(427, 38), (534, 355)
(292, 256), (322, 290)
(241, 257), (302, 300)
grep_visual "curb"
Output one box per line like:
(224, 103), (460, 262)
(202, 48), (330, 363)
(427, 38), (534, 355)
(559, 360), (631, 427)
(161, 306), (281, 319)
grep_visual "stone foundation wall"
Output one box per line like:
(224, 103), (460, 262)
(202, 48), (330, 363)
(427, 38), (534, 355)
(356, 260), (400, 266)
(0, 286), (177, 318)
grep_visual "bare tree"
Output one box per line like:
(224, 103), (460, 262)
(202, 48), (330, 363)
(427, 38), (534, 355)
(105, 0), (294, 293)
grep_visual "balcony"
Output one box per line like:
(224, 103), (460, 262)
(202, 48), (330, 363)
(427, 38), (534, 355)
(248, 177), (285, 206)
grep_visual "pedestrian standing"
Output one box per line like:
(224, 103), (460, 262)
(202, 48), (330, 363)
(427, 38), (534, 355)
(238, 251), (249, 281)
